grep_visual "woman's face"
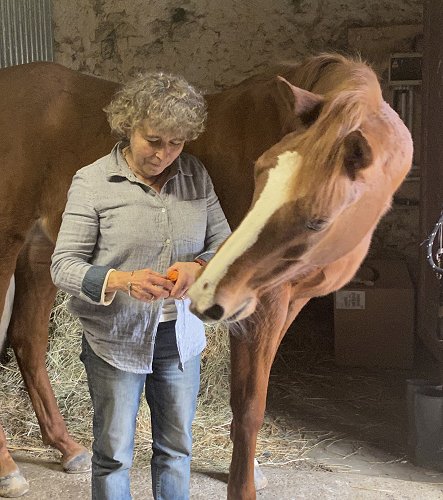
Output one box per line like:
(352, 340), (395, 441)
(128, 121), (185, 180)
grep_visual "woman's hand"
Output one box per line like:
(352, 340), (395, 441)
(166, 261), (204, 299)
(107, 269), (173, 303)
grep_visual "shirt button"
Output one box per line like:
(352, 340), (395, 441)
(165, 239), (171, 244)
(161, 208), (166, 213)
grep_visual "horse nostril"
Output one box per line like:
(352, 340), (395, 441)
(203, 304), (225, 321)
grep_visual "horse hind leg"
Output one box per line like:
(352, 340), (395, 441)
(0, 280), (28, 498)
(0, 276), (14, 356)
(7, 222), (91, 474)
(0, 230), (33, 496)
(0, 226), (28, 354)
(0, 425), (29, 498)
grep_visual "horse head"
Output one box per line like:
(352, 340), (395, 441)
(188, 57), (413, 323)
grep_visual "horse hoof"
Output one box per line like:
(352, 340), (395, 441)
(0, 471), (29, 498)
(253, 459), (268, 491)
(62, 451), (92, 474)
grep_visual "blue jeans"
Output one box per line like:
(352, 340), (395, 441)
(80, 321), (201, 500)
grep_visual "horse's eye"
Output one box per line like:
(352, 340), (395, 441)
(305, 218), (329, 232)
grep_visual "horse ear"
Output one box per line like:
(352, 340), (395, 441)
(343, 130), (373, 180)
(277, 75), (324, 126)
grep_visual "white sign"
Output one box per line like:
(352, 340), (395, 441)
(335, 290), (366, 310)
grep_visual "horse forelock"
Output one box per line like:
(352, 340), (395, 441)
(240, 56), (383, 244)
(295, 67), (381, 186)
(283, 99), (355, 206)
(248, 66), (382, 247)
(242, 79), (381, 252)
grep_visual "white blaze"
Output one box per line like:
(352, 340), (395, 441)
(189, 151), (302, 309)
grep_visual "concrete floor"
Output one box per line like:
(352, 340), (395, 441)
(7, 298), (443, 499)
(10, 450), (443, 500)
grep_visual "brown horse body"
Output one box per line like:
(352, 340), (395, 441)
(0, 63), (119, 497)
(0, 55), (412, 499)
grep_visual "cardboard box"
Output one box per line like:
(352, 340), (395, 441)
(334, 259), (415, 369)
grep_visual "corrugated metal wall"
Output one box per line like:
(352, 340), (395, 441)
(0, 0), (53, 68)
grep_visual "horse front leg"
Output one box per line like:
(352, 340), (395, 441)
(8, 224), (91, 473)
(228, 336), (270, 500)
(227, 290), (309, 500)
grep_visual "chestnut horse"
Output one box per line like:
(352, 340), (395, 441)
(0, 54), (412, 499)
(189, 55), (411, 498)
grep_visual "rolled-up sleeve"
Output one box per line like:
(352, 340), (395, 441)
(50, 171), (112, 304)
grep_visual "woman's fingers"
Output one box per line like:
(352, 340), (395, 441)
(128, 266), (198, 302)
(170, 276), (192, 299)
(164, 262), (203, 299)
(127, 269), (174, 302)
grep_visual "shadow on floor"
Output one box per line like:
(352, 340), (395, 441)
(264, 295), (443, 482)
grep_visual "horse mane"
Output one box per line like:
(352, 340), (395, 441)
(289, 53), (383, 185)
(282, 53), (364, 86)
(234, 52), (381, 147)
(225, 52), (364, 89)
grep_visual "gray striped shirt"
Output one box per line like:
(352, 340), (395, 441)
(50, 143), (231, 373)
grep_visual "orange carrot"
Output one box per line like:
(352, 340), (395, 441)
(167, 269), (179, 282)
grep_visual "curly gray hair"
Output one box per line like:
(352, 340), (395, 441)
(104, 72), (207, 141)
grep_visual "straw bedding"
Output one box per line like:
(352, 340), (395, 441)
(0, 292), (318, 471)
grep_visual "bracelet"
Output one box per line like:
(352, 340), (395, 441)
(127, 271), (135, 297)
(194, 258), (207, 267)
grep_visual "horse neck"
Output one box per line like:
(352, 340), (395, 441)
(193, 79), (294, 159)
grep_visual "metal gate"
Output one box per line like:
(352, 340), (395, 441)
(0, 0), (53, 68)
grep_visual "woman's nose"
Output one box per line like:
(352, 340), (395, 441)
(155, 146), (170, 160)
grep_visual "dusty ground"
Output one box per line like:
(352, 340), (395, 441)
(7, 295), (443, 499)
(10, 450), (443, 499)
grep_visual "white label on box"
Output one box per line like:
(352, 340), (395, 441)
(335, 290), (366, 309)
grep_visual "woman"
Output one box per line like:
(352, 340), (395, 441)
(50, 71), (231, 500)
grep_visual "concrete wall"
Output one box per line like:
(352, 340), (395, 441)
(52, 0), (423, 90)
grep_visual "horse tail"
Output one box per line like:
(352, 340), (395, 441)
(0, 275), (15, 353)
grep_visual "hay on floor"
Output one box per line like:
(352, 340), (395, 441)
(1, 292), (314, 470)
